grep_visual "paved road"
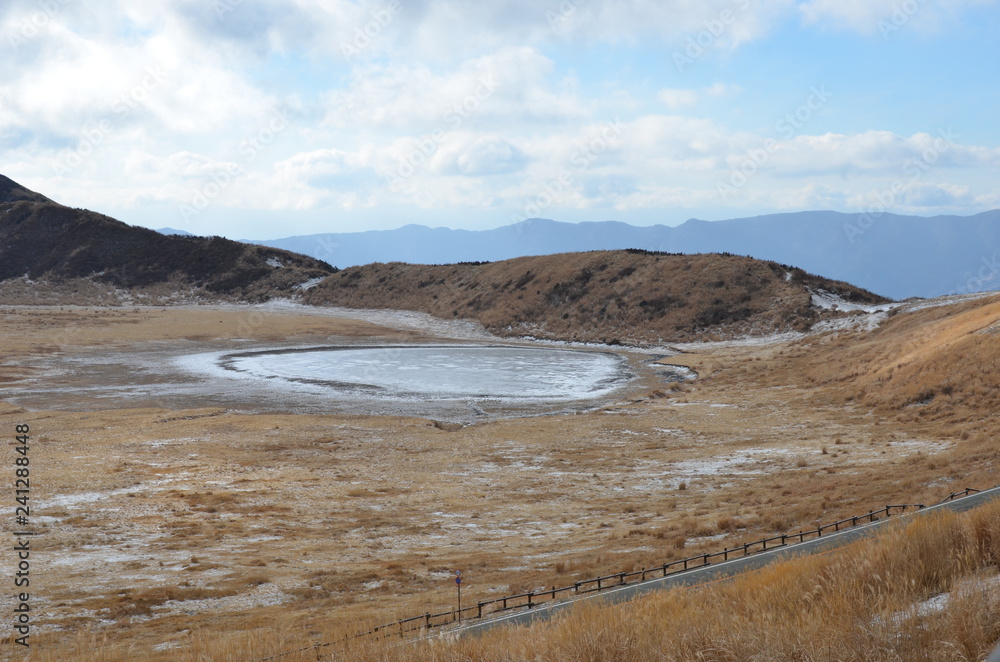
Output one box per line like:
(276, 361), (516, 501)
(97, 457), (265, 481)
(451, 485), (1000, 638)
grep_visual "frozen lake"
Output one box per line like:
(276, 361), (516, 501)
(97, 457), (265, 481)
(1, 337), (644, 422)
(216, 345), (628, 401)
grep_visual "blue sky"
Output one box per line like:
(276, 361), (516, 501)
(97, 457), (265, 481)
(1, 0), (997, 240)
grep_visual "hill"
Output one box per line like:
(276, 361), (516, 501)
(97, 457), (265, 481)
(303, 250), (888, 344)
(0, 173), (53, 204)
(258, 210), (1000, 299)
(0, 175), (335, 303)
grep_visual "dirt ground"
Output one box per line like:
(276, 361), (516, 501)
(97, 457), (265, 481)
(0, 303), (984, 658)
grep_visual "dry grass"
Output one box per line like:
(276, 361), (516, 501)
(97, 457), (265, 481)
(26, 501), (1000, 661)
(0, 298), (998, 660)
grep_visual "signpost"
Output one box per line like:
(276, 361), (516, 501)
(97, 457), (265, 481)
(455, 570), (462, 623)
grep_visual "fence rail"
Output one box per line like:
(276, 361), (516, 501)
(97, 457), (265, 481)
(355, 489), (981, 641)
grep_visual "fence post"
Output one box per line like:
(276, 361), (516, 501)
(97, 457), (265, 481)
(574, 581), (581, 593)
(528, 591), (534, 609)
(477, 603), (483, 619)
(425, 612), (430, 629)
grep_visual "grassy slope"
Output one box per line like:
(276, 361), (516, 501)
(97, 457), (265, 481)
(763, 294), (1000, 422)
(304, 250), (887, 343)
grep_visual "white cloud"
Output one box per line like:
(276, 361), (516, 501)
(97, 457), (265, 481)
(348, 0), (794, 60)
(0, 5), (283, 147)
(762, 131), (1000, 176)
(798, 0), (994, 35)
(323, 47), (584, 133)
(658, 89), (700, 110)
(435, 135), (528, 176)
(623, 115), (733, 166)
(658, 83), (740, 110)
(798, 0), (900, 32)
(900, 183), (973, 207)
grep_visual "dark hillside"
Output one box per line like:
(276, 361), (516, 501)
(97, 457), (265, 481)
(0, 174), (53, 204)
(0, 176), (335, 303)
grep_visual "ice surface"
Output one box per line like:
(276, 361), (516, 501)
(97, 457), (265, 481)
(211, 345), (629, 402)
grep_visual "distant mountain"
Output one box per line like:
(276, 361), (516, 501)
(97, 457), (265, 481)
(257, 211), (1000, 300)
(0, 175), (335, 304)
(303, 250), (888, 344)
(157, 227), (196, 236)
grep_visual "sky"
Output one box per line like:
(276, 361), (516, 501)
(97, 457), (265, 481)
(1, 0), (998, 240)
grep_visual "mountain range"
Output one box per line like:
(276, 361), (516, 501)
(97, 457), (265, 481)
(254, 211), (1000, 300)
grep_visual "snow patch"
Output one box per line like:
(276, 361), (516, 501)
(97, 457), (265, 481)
(670, 448), (795, 478)
(674, 331), (805, 350)
(652, 363), (697, 381)
(809, 289), (897, 314)
(294, 277), (326, 290)
(152, 582), (290, 616)
(897, 291), (998, 313)
(874, 574), (1000, 629)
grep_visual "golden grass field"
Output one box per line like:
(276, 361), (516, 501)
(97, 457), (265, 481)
(0, 297), (998, 660)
